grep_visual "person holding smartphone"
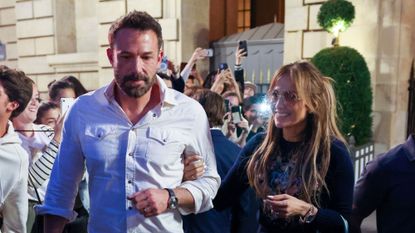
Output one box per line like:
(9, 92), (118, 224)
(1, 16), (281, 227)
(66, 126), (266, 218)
(12, 80), (65, 233)
(234, 41), (248, 97)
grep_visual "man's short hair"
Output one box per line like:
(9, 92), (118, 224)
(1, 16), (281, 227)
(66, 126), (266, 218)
(192, 89), (225, 128)
(243, 94), (263, 112)
(108, 10), (163, 49)
(0, 65), (33, 118)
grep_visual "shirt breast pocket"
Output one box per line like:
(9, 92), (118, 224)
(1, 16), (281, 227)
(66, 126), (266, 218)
(83, 126), (120, 163)
(146, 127), (185, 165)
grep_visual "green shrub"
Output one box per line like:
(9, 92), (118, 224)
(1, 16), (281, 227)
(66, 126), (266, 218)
(311, 46), (372, 145)
(318, 0), (355, 35)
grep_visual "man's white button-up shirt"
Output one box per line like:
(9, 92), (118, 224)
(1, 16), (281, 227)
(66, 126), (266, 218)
(36, 77), (220, 233)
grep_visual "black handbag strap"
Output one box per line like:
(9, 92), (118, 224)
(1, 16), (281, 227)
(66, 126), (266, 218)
(28, 176), (42, 205)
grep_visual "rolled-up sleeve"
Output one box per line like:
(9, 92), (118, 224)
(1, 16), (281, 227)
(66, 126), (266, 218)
(35, 103), (85, 221)
(179, 104), (220, 215)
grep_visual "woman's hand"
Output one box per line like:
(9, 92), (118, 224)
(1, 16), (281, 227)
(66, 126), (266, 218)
(264, 194), (315, 219)
(182, 154), (205, 181)
(235, 47), (247, 66)
(52, 113), (65, 143)
(210, 70), (227, 94)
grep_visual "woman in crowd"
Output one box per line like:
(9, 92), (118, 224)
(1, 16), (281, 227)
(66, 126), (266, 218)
(11, 81), (63, 232)
(214, 60), (354, 233)
(60, 75), (88, 97)
(34, 101), (60, 128)
(48, 75), (88, 105)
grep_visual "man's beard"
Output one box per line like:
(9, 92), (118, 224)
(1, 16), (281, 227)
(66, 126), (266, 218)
(116, 72), (156, 98)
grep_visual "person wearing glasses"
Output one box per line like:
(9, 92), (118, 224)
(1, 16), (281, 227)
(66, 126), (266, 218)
(11, 81), (64, 232)
(214, 61), (354, 233)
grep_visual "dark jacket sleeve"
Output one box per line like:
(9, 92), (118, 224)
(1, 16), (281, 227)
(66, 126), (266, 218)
(312, 140), (355, 233)
(213, 133), (264, 210)
(172, 75), (185, 93)
(234, 68), (244, 97)
(350, 155), (386, 233)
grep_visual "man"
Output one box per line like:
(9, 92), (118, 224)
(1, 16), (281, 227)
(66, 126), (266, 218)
(0, 65), (33, 232)
(243, 95), (266, 141)
(37, 11), (220, 233)
(350, 134), (415, 233)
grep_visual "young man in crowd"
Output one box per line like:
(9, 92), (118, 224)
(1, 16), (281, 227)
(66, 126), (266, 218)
(0, 65), (33, 232)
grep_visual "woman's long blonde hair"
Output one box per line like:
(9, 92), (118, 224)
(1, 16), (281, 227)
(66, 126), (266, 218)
(246, 60), (346, 206)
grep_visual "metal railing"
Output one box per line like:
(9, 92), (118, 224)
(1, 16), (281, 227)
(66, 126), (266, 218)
(350, 142), (375, 181)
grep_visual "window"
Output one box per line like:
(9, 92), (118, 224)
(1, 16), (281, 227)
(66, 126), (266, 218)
(237, 0), (251, 32)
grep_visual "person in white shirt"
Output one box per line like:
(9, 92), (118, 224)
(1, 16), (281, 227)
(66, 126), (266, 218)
(0, 65), (33, 233)
(37, 11), (220, 233)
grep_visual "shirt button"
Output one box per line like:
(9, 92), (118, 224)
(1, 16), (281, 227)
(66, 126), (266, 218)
(128, 207), (132, 210)
(152, 113), (156, 117)
(128, 180), (132, 184)
(128, 152), (133, 157)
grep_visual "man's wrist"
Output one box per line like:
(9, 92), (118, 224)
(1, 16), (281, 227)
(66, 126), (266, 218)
(164, 188), (178, 210)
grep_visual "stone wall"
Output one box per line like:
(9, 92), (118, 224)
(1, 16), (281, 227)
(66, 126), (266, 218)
(284, 0), (415, 151)
(0, 0), (210, 95)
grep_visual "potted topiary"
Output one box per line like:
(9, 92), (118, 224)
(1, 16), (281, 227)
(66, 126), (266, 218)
(311, 0), (373, 147)
(317, 0), (355, 47)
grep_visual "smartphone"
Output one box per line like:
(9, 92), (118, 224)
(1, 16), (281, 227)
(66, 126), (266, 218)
(238, 40), (248, 57)
(224, 99), (230, 112)
(204, 48), (213, 57)
(231, 105), (242, 124)
(60, 97), (75, 114)
(219, 63), (229, 71)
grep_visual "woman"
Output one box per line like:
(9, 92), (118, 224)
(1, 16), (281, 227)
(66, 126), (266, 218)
(34, 101), (60, 128)
(214, 61), (354, 233)
(12, 82), (63, 232)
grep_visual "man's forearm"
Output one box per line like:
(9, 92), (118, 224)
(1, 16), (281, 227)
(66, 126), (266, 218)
(44, 214), (68, 233)
(173, 187), (195, 210)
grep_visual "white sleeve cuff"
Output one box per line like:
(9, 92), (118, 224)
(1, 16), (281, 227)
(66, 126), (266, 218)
(34, 204), (78, 222)
(177, 182), (214, 215)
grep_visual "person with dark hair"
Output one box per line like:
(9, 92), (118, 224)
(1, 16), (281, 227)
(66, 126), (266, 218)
(243, 94), (267, 141)
(203, 70), (218, 89)
(60, 75), (88, 97)
(37, 11), (219, 233)
(350, 134), (415, 233)
(183, 89), (255, 233)
(12, 81), (65, 233)
(0, 65), (32, 232)
(221, 91), (250, 147)
(48, 80), (76, 104)
(214, 61), (354, 233)
(34, 101), (60, 128)
(157, 72), (173, 88)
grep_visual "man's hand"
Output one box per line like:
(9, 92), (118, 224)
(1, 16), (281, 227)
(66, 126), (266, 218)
(127, 188), (169, 217)
(183, 155), (205, 181)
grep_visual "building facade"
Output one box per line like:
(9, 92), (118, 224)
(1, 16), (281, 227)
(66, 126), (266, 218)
(0, 0), (414, 151)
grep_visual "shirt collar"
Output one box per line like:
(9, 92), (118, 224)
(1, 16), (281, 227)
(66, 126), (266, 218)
(404, 134), (415, 162)
(103, 75), (178, 107)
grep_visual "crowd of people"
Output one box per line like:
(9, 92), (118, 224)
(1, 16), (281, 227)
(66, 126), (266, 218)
(0, 10), (414, 233)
